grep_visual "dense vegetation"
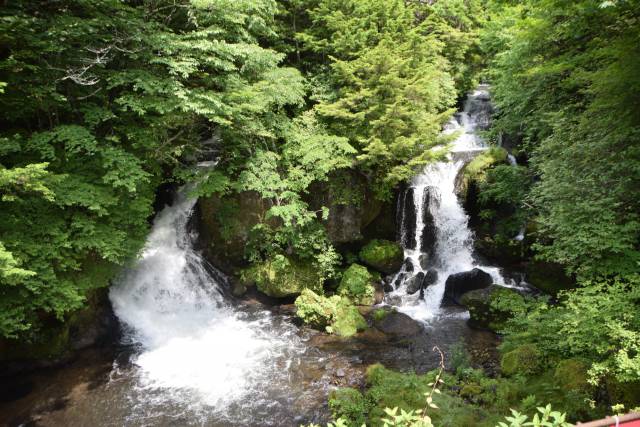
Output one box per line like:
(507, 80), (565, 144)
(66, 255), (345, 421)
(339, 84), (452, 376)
(1, 0), (639, 425)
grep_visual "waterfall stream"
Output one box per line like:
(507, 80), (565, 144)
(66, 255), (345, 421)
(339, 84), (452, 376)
(388, 85), (516, 321)
(108, 190), (329, 425)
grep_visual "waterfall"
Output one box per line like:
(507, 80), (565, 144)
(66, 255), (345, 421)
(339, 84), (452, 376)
(388, 85), (514, 321)
(109, 189), (313, 424)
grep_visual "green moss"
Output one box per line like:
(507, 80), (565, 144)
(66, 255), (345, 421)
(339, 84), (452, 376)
(501, 344), (542, 376)
(458, 147), (509, 198)
(337, 263), (376, 305)
(294, 289), (367, 337)
(553, 359), (591, 393)
(329, 387), (368, 426)
(358, 239), (403, 274)
(372, 308), (390, 322)
(460, 384), (483, 399)
(331, 298), (368, 336)
(242, 255), (322, 298)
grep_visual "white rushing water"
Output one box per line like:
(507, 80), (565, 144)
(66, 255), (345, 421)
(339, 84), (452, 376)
(389, 85), (516, 321)
(109, 190), (311, 424)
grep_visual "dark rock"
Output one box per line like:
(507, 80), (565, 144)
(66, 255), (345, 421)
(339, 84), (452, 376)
(418, 254), (430, 270)
(423, 269), (438, 288)
(374, 311), (423, 338)
(443, 268), (493, 305)
(397, 187), (416, 250)
(393, 273), (405, 290)
(419, 187), (437, 258)
(525, 261), (575, 295)
(405, 272), (425, 295)
(403, 258), (414, 273)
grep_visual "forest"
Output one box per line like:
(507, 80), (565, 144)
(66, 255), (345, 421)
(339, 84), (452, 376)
(0, 0), (639, 426)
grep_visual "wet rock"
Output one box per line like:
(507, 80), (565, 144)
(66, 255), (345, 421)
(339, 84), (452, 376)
(423, 269), (438, 288)
(397, 187), (416, 250)
(392, 273), (405, 289)
(403, 258), (414, 273)
(374, 311), (423, 338)
(419, 187), (437, 258)
(373, 281), (385, 305)
(443, 268), (493, 305)
(418, 254), (430, 270)
(405, 272), (425, 295)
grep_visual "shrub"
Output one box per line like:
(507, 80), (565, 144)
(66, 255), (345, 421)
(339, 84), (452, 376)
(359, 240), (403, 274)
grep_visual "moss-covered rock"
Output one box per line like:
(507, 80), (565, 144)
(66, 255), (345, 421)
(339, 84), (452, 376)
(605, 378), (640, 409)
(525, 261), (575, 295)
(501, 344), (542, 376)
(461, 286), (527, 332)
(241, 256), (322, 298)
(359, 239), (403, 274)
(294, 289), (367, 337)
(455, 147), (508, 200)
(553, 359), (591, 393)
(338, 263), (378, 305)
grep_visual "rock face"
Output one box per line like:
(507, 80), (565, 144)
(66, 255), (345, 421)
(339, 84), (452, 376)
(195, 191), (268, 272)
(359, 239), (404, 274)
(460, 286), (525, 331)
(443, 268), (493, 305)
(0, 288), (117, 375)
(419, 187), (437, 259)
(397, 187), (416, 250)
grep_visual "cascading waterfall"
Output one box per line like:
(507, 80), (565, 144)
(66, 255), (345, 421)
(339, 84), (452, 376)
(108, 190), (318, 425)
(389, 85), (515, 321)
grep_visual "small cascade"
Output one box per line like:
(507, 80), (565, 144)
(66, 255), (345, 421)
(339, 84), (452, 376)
(388, 85), (516, 321)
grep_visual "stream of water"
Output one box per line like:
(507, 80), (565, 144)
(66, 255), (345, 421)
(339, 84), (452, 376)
(389, 85), (517, 321)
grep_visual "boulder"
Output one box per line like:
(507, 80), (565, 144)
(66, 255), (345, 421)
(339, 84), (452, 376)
(443, 268), (493, 305)
(294, 290), (367, 337)
(359, 239), (404, 274)
(403, 258), (414, 273)
(374, 311), (423, 338)
(241, 256), (322, 298)
(337, 264), (377, 306)
(405, 272), (425, 295)
(460, 286), (525, 332)
(500, 344), (541, 376)
(418, 254), (430, 270)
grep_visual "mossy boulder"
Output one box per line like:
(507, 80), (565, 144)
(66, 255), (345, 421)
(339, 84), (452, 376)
(553, 359), (591, 393)
(359, 239), (403, 274)
(525, 261), (575, 295)
(338, 264), (378, 306)
(605, 378), (640, 408)
(461, 286), (526, 332)
(241, 256), (322, 298)
(294, 289), (367, 337)
(455, 147), (508, 200)
(501, 344), (542, 376)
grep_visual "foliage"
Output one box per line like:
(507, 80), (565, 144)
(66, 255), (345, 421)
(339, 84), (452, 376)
(501, 345), (542, 377)
(485, 0), (640, 279)
(497, 405), (571, 427)
(338, 264), (377, 306)
(0, 0), (307, 339)
(359, 240), (404, 274)
(500, 275), (640, 387)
